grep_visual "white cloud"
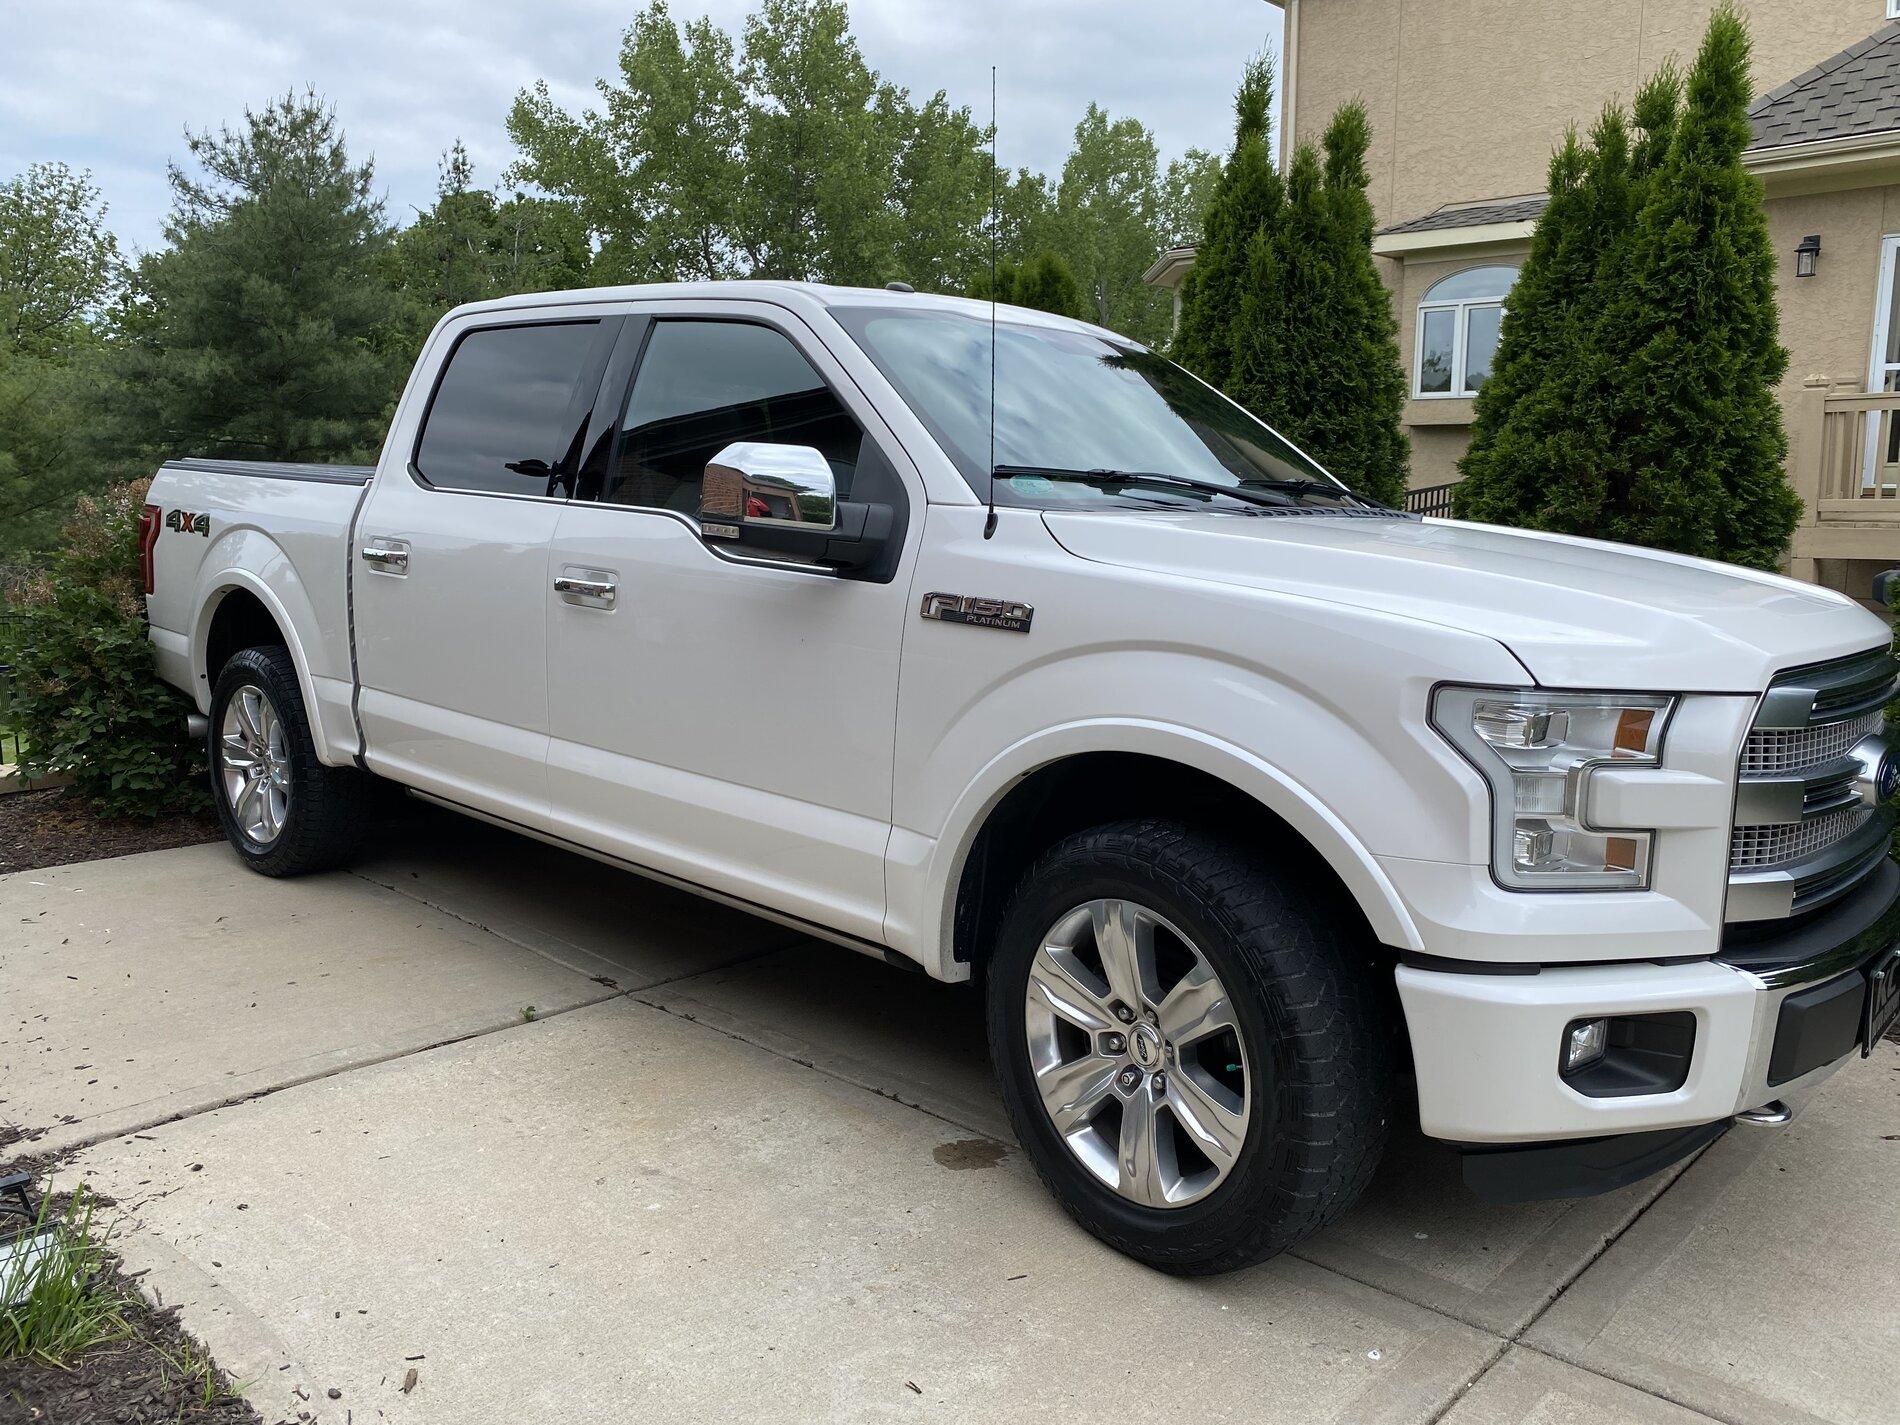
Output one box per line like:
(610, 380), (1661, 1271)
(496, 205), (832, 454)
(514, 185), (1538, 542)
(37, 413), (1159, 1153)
(1, 0), (1283, 256)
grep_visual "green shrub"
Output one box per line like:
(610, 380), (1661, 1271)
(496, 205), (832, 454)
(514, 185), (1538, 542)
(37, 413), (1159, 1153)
(1, 481), (207, 816)
(0, 1187), (128, 1367)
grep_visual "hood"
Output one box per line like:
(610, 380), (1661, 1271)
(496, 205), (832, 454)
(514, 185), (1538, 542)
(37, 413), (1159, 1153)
(1041, 510), (1888, 692)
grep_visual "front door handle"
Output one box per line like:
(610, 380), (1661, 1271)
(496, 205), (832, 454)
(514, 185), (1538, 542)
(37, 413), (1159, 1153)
(554, 573), (617, 607)
(361, 539), (409, 574)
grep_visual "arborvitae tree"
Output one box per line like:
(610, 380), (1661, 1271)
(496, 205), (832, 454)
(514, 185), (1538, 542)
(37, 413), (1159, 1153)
(966, 249), (1085, 320)
(105, 91), (400, 464)
(1587, 3), (1798, 568)
(1454, 70), (1677, 529)
(1226, 104), (1409, 507)
(1172, 57), (1279, 388)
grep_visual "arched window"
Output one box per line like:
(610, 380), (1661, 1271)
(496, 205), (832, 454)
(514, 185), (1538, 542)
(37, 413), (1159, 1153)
(1415, 265), (1518, 398)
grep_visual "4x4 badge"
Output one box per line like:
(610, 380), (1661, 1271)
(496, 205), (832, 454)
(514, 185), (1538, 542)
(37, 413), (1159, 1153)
(919, 592), (1033, 634)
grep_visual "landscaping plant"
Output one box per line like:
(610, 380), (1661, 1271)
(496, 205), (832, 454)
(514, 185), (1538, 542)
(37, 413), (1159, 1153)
(0, 1188), (126, 1368)
(1176, 67), (1408, 507)
(1, 480), (207, 816)
(1455, 4), (1800, 571)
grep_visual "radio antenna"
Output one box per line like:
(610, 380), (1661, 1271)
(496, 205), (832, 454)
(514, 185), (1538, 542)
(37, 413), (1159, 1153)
(984, 64), (999, 540)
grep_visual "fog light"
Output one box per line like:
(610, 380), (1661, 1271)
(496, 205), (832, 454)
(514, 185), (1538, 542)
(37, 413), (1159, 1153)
(1564, 1018), (1609, 1073)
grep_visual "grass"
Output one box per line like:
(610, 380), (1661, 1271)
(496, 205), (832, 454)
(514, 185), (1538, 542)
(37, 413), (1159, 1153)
(0, 1187), (131, 1367)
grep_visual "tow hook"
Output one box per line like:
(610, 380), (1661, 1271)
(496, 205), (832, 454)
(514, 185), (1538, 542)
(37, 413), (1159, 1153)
(1735, 1100), (1793, 1127)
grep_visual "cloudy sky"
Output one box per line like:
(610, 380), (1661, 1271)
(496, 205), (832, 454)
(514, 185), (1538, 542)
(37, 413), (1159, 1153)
(5, 0), (1284, 257)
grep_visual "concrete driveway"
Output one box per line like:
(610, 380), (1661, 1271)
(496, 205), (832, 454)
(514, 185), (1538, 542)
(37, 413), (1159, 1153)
(4, 810), (1896, 1424)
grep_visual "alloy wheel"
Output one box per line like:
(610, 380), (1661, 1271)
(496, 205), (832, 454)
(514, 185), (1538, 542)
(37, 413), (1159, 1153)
(219, 684), (291, 845)
(1023, 898), (1251, 1208)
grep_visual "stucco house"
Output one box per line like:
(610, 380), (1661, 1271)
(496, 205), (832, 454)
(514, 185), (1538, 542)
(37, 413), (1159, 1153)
(1144, 1), (1900, 597)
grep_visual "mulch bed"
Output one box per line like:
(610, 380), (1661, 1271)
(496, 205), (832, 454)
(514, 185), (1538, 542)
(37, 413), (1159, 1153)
(0, 788), (221, 876)
(0, 1260), (262, 1425)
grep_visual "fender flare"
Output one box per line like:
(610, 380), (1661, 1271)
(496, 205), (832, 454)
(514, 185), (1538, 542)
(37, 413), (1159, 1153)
(919, 719), (1424, 976)
(189, 567), (337, 762)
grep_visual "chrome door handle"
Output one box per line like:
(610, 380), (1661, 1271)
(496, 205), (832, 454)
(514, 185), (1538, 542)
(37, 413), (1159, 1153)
(361, 540), (409, 573)
(554, 575), (617, 605)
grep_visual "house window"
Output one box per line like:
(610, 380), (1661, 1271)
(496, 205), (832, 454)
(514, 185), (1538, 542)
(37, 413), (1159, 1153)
(1889, 0), (1899, 21)
(1415, 265), (1518, 398)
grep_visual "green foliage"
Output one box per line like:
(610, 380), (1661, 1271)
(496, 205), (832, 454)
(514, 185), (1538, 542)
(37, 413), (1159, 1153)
(1159, 148), (1222, 248)
(0, 1188), (127, 1369)
(2, 483), (207, 817)
(1173, 56), (1278, 387)
(966, 250), (1086, 319)
(1179, 70), (1408, 506)
(383, 142), (591, 359)
(1457, 6), (1798, 570)
(102, 90), (401, 467)
(0, 163), (122, 358)
(1047, 104), (1174, 343)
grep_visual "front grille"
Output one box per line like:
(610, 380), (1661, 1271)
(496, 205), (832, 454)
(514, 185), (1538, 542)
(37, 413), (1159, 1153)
(1731, 806), (1875, 870)
(1740, 708), (1882, 777)
(1728, 645), (1897, 923)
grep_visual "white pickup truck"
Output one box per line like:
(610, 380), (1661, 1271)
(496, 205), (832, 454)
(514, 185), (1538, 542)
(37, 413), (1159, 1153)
(144, 282), (1900, 1273)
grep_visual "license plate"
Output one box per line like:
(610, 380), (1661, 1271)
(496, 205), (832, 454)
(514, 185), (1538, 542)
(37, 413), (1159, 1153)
(1865, 946), (1900, 1056)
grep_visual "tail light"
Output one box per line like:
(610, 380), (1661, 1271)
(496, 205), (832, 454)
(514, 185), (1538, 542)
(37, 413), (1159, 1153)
(138, 504), (161, 595)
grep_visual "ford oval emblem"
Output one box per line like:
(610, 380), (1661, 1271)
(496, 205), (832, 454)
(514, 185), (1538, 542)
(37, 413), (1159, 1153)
(1879, 752), (1900, 804)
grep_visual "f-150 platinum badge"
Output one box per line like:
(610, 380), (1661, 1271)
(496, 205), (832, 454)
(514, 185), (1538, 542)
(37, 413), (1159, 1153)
(919, 592), (1034, 634)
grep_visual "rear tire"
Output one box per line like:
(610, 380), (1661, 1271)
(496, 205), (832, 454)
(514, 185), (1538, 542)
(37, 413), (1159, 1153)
(985, 819), (1395, 1274)
(207, 645), (369, 876)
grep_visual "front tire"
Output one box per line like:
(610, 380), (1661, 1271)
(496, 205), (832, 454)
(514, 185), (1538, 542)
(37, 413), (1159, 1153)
(207, 645), (369, 876)
(985, 819), (1395, 1274)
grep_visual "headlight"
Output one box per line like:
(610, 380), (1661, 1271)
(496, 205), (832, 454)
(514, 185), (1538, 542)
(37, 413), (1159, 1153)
(1430, 686), (1675, 890)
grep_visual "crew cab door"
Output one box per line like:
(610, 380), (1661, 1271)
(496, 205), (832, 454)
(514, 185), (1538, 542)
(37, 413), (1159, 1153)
(353, 310), (620, 826)
(543, 305), (916, 942)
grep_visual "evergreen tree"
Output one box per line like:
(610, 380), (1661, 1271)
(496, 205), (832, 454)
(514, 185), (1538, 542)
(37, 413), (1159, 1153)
(1172, 57), (1278, 388)
(1588, 4), (1798, 569)
(105, 91), (399, 464)
(1226, 103), (1409, 507)
(965, 250), (1085, 319)
(1455, 72), (1675, 529)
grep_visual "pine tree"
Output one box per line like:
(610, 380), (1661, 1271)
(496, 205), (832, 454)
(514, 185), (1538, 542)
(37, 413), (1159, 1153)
(105, 91), (400, 464)
(1226, 105), (1409, 507)
(1172, 57), (1278, 388)
(1587, 3), (1798, 568)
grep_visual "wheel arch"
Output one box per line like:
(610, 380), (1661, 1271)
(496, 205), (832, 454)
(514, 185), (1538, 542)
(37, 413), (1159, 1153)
(914, 723), (1423, 981)
(190, 569), (343, 763)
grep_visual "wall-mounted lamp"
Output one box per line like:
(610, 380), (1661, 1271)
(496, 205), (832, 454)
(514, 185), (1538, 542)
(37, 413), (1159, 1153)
(1795, 234), (1821, 279)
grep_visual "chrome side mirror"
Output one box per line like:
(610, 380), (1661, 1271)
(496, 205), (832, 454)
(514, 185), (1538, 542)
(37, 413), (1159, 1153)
(701, 442), (838, 536)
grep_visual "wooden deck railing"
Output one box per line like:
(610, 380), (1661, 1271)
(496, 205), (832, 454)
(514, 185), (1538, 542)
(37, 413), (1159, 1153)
(1787, 377), (1900, 579)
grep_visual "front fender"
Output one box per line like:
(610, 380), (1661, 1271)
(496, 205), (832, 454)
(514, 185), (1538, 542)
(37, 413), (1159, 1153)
(888, 719), (1427, 981)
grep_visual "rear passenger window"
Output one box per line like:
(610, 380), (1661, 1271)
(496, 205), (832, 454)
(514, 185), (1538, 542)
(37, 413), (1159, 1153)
(415, 322), (599, 496)
(605, 320), (864, 512)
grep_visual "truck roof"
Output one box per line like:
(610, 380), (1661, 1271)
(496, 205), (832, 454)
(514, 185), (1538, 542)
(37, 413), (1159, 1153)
(445, 280), (1128, 344)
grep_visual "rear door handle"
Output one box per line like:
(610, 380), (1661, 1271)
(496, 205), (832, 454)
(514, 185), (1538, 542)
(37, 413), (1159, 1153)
(554, 572), (617, 607)
(361, 539), (409, 574)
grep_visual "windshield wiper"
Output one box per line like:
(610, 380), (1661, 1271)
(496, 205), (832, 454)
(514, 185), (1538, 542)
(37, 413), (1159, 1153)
(1240, 477), (1366, 505)
(992, 465), (1294, 511)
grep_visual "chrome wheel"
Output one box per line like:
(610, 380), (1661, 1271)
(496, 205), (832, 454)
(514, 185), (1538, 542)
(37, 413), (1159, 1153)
(219, 684), (290, 845)
(1024, 898), (1251, 1208)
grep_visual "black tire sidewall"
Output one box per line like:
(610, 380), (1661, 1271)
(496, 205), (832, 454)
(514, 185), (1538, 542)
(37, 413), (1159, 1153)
(208, 648), (314, 871)
(986, 822), (1385, 1272)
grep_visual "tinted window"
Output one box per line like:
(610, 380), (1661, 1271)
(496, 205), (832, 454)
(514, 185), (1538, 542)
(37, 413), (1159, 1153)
(605, 321), (863, 512)
(416, 322), (599, 495)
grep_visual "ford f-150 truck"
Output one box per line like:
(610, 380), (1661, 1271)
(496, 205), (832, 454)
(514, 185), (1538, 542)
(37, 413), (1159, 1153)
(143, 282), (1900, 1274)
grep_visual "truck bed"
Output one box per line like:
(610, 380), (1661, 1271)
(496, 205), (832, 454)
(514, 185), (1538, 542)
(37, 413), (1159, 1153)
(161, 457), (375, 486)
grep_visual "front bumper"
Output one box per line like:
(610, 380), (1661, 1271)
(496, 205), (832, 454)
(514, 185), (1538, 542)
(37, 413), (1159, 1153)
(1397, 857), (1900, 1147)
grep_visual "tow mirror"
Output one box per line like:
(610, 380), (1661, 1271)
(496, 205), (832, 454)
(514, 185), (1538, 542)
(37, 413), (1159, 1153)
(699, 441), (892, 572)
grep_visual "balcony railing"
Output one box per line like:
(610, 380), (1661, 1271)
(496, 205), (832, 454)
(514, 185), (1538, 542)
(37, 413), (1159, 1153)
(1405, 481), (1459, 518)
(1788, 378), (1900, 580)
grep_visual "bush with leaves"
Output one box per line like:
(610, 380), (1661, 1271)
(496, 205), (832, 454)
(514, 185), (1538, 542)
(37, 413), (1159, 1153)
(965, 249), (1086, 319)
(2, 481), (206, 816)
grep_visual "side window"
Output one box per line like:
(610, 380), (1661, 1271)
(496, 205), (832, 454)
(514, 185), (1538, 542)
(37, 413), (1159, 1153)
(605, 320), (864, 512)
(415, 321), (600, 495)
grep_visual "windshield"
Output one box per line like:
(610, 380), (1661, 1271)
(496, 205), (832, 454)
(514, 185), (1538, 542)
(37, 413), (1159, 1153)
(830, 305), (1357, 512)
